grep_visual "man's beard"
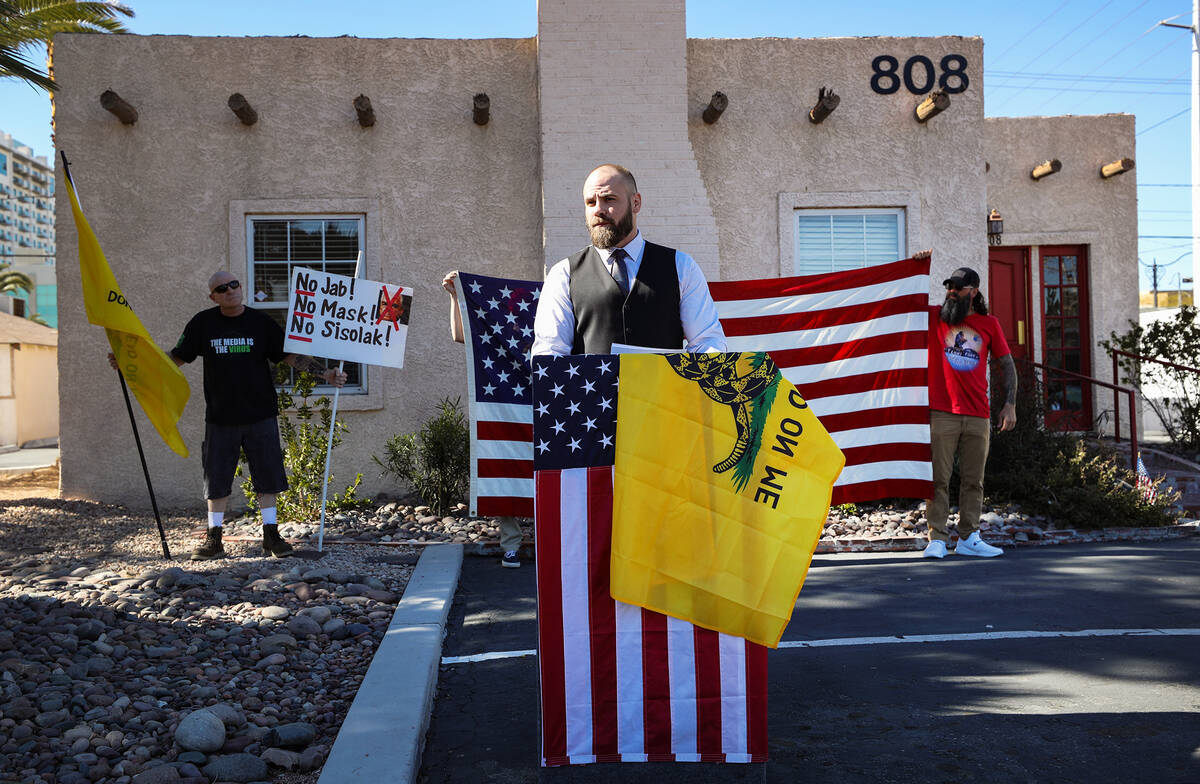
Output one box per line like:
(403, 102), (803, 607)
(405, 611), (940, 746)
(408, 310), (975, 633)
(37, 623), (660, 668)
(940, 294), (971, 325)
(588, 204), (635, 249)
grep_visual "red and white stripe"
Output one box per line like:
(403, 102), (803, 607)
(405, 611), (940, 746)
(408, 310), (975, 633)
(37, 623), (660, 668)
(535, 467), (768, 766)
(710, 257), (933, 504)
(468, 401), (533, 517)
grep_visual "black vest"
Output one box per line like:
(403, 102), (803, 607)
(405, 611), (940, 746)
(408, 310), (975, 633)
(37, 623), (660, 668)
(567, 242), (684, 354)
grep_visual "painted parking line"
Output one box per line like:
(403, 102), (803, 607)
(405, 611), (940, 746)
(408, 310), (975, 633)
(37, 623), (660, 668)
(441, 627), (1200, 665)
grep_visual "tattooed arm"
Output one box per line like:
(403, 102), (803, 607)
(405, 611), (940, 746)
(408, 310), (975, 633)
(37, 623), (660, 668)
(995, 353), (1017, 431)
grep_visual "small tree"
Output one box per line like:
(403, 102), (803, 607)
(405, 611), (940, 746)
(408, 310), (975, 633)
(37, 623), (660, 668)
(374, 397), (470, 516)
(1100, 306), (1200, 452)
(238, 367), (371, 523)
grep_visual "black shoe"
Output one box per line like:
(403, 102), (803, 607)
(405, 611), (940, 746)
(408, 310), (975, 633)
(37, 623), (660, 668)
(262, 526), (294, 558)
(501, 550), (520, 568)
(190, 527), (225, 561)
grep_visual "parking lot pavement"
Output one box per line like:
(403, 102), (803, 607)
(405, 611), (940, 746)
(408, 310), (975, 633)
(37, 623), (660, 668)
(419, 541), (1200, 783)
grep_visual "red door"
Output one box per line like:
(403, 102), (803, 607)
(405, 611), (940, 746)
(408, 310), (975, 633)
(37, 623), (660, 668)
(1040, 246), (1092, 430)
(988, 247), (1031, 362)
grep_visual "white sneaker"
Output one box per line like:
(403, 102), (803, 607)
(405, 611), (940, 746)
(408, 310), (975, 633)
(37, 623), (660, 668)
(955, 531), (1004, 557)
(922, 540), (947, 558)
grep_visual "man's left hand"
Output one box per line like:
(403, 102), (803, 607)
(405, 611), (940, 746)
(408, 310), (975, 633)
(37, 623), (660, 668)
(998, 402), (1017, 432)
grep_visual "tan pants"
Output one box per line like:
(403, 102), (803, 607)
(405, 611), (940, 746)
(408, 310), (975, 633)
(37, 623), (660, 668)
(498, 516), (524, 552)
(927, 409), (990, 542)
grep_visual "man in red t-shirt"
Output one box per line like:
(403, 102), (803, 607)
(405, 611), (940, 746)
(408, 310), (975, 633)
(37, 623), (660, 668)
(924, 266), (1017, 559)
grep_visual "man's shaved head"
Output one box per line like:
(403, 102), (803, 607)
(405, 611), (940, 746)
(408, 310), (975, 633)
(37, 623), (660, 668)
(586, 164), (637, 196)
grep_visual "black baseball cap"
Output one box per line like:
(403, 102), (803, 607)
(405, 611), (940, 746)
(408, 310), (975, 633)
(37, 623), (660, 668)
(943, 267), (981, 289)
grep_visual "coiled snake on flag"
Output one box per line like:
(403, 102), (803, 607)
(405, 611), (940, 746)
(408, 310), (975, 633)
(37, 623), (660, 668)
(665, 352), (780, 475)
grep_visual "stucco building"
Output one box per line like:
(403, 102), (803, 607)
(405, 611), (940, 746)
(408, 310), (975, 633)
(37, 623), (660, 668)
(0, 131), (57, 326)
(53, 1), (1137, 507)
(0, 312), (58, 449)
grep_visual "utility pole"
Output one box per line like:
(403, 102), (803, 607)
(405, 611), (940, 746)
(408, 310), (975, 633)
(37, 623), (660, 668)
(1153, 260), (1159, 307)
(1159, 3), (1200, 300)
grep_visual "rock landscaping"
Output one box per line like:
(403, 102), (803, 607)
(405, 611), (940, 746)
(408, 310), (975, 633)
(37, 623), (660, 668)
(0, 494), (415, 784)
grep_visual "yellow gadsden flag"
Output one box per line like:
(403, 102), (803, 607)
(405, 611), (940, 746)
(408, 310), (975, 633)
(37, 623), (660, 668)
(611, 352), (845, 648)
(64, 160), (191, 457)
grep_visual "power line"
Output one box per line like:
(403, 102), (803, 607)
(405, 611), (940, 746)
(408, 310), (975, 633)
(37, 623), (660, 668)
(1137, 106), (1190, 136)
(989, 84), (1186, 95)
(990, 0), (1118, 112)
(989, 70), (1186, 85)
(987, 0), (1072, 65)
(1029, 36), (1189, 105)
(1137, 183), (1194, 187)
(1032, 2), (1164, 112)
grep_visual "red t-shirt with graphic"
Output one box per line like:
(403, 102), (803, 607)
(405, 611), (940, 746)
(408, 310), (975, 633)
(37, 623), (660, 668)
(927, 306), (1011, 418)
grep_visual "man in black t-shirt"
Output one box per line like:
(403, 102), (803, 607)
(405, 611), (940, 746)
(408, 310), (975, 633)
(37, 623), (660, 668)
(171, 270), (346, 560)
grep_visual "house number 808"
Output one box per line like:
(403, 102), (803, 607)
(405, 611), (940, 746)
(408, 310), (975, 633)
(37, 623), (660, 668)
(870, 54), (969, 95)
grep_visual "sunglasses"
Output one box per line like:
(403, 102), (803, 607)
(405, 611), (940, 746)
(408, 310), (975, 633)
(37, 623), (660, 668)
(945, 283), (974, 292)
(212, 280), (241, 294)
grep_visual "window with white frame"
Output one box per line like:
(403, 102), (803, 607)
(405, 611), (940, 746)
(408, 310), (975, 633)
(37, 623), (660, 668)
(793, 208), (905, 276)
(246, 215), (365, 391)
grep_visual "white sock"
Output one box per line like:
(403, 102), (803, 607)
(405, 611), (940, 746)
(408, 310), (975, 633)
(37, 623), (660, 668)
(208, 511), (224, 528)
(261, 506), (277, 526)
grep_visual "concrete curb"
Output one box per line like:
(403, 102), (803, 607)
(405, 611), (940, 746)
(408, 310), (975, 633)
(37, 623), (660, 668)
(318, 542), (463, 784)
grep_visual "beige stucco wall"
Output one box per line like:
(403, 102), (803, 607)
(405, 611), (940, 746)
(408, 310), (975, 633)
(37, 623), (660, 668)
(14, 343), (58, 445)
(984, 115), (1138, 429)
(0, 348), (13, 447)
(687, 36), (986, 291)
(54, 33), (541, 507)
(52, 21), (1139, 509)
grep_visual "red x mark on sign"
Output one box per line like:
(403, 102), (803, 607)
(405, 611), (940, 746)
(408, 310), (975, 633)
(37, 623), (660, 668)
(376, 286), (406, 328)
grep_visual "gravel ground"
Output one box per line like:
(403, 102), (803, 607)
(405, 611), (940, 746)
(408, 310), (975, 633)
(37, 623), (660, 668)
(0, 467), (415, 784)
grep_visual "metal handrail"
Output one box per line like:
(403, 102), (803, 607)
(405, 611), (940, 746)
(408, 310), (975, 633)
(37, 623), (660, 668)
(1018, 358), (1139, 469)
(1109, 347), (1200, 465)
(1110, 347), (1200, 379)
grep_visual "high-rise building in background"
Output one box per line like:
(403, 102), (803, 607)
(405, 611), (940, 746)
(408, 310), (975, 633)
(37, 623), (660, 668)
(0, 131), (56, 327)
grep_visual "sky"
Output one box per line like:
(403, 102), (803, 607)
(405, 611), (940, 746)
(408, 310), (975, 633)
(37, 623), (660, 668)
(1, 0), (1195, 292)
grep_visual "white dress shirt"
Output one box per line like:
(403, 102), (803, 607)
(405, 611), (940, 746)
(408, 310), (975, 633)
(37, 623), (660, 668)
(531, 231), (728, 356)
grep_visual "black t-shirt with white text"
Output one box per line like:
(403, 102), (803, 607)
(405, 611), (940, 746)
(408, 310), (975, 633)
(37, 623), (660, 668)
(171, 306), (286, 425)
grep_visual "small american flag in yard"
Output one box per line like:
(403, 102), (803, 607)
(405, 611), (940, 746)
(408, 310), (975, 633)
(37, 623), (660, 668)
(1136, 455), (1157, 502)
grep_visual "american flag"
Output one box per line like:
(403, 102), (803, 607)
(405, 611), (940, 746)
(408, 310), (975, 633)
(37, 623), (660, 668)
(532, 355), (768, 766)
(710, 257), (933, 504)
(1136, 455), (1157, 502)
(455, 272), (540, 517)
(458, 258), (933, 514)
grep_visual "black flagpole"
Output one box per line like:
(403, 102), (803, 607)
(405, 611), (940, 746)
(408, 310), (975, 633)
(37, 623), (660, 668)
(64, 151), (172, 559)
(116, 368), (172, 559)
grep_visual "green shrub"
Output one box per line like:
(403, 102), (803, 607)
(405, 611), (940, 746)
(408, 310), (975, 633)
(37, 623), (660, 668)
(238, 367), (372, 523)
(985, 362), (1177, 528)
(374, 397), (470, 516)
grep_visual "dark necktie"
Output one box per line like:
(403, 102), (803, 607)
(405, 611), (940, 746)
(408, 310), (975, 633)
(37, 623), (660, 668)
(610, 248), (630, 296)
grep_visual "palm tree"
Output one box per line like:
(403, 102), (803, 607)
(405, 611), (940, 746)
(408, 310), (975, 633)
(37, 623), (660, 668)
(0, 0), (132, 92)
(0, 266), (34, 296)
(0, 264), (35, 320)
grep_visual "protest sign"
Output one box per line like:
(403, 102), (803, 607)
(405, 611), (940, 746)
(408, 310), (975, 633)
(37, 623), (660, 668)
(283, 268), (412, 368)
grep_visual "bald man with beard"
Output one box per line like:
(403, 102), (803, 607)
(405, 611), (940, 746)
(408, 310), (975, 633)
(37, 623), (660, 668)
(531, 163), (727, 357)
(924, 266), (1017, 559)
